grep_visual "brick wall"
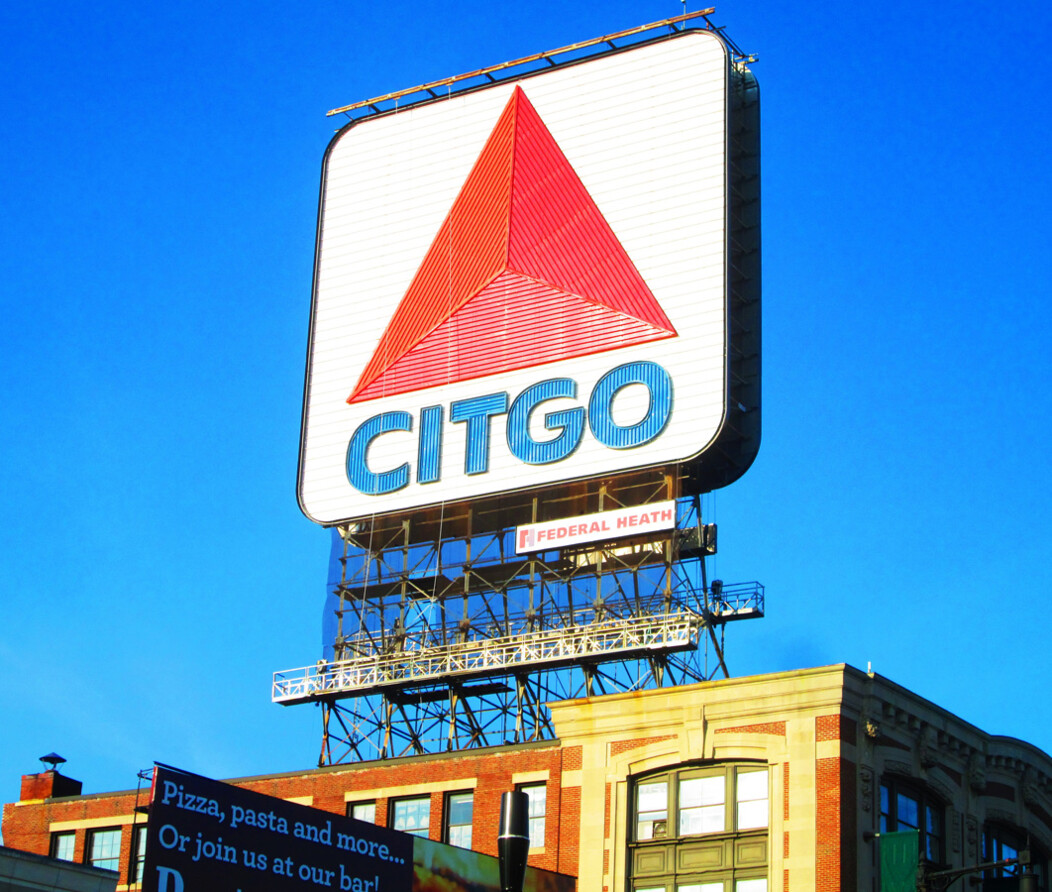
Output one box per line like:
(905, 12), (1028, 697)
(815, 756), (841, 892)
(2, 744), (571, 885)
(609, 736), (675, 757)
(3, 787), (144, 885)
(816, 715), (856, 744)
(815, 756), (857, 892)
(714, 722), (787, 737)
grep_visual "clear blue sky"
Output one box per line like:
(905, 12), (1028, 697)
(3, 0), (1051, 801)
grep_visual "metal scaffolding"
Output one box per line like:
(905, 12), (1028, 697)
(274, 471), (763, 765)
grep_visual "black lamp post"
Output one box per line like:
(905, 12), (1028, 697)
(498, 791), (530, 892)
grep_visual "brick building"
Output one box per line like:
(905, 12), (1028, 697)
(4, 664), (1050, 892)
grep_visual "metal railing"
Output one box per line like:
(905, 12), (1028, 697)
(326, 10), (725, 119)
(709, 581), (765, 621)
(274, 611), (700, 705)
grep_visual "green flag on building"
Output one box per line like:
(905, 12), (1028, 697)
(881, 830), (919, 892)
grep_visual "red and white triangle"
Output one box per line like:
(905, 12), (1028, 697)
(348, 86), (676, 405)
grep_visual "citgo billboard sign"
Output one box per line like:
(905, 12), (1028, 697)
(299, 30), (759, 525)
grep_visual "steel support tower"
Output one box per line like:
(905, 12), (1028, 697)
(274, 471), (763, 765)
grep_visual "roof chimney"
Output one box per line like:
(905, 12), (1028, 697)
(19, 754), (82, 801)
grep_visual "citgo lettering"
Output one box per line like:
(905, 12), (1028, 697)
(346, 361), (672, 495)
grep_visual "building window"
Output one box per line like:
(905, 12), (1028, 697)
(637, 780), (669, 839)
(983, 825), (1046, 881)
(391, 796), (431, 838)
(680, 882), (767, 892)
(518, 783), (547, 848)
(636, 765), (769, 840)
(132, 824), (148, 884)
(349, 801), (376, 824)
(985, 827), (1021, 876)
(736, 769), (769, 830)
(679, 775), (724, 835)
(445, 792), (473, 849)
(879, 777), (943, 864)
(630, 764), (769, 892)
(50, 831), (75, 861)
(86, 827), (122, 872)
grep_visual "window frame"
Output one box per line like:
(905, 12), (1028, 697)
(390, 794), (431, 838)
(131, 823), (148, 885)
(636, 778), (670, 840)
(982, 823), (1046, 881)
(50, 830), (75, 862)
(633, 874), (769, 892)
(629, 764), (769, 892)
(633, 763), (769, 842)
(348, 800), (377, 824)
(517, 782), (547, 849)
(85, 826), (122, 872)
(879, 776), (944, 866)
(444, 790), (474, 849)
(679, 881), (769, 892)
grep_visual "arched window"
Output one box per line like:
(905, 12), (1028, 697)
(630, 763), (769, 892)
(879, 776), (945, 865)
(983, 823), (1047, 883)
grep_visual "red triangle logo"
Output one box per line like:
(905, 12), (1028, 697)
(348, 86), (677, 405)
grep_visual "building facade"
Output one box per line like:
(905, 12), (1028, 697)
(4, 665), (1050, 892)
(0, 844), (117, 892)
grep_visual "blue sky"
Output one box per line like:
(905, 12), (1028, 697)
(2, 0), (1051, 800)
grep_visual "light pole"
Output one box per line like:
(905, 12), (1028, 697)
(498, 791), (530, 892)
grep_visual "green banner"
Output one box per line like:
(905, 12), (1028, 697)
(880, 830), (919, 892)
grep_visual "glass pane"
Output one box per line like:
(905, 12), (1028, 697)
(679, 803), (724, 835)
(134, 825), (148, 883)
(352, 802), (376, 824)
(528, 816), (545, 847)
(679, 884), (724, 892)
(393, 798), (430, 836)
(926, 806), (939, 834)
(448, 823), (472, 849)
(449, 793), (473, 825)
(924, 805), (942, 862)
(1003, 841), (1019, 874)
(636, 815), (668, 840)
(522, 785), (546, 848)
(51, 833), (75, 862)
(737, 769), (768, 830)
(638, 781), (668, 812)
(738, 799), (769, 830)
(680, 776), (723, 807)
(736, 880), (767, 892)
(89, 829), (122, 871)
(737, 770), (767, 802)
(524, 785), (546, 817)
(897, 793), (919, 830)
(680, 775), (725, 835)
(447, 792), (473, 848)
(637, 780), (668, 840)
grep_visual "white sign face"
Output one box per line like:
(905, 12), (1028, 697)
(300, 31), (731, 525)
(515, 501), (676, 554)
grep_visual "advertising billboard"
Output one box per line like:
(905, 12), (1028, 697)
(515, 501), (676, 553)
(299, 29), (759, 526)
(143, 765), (575, 892)
(143, 765), (412, 892)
